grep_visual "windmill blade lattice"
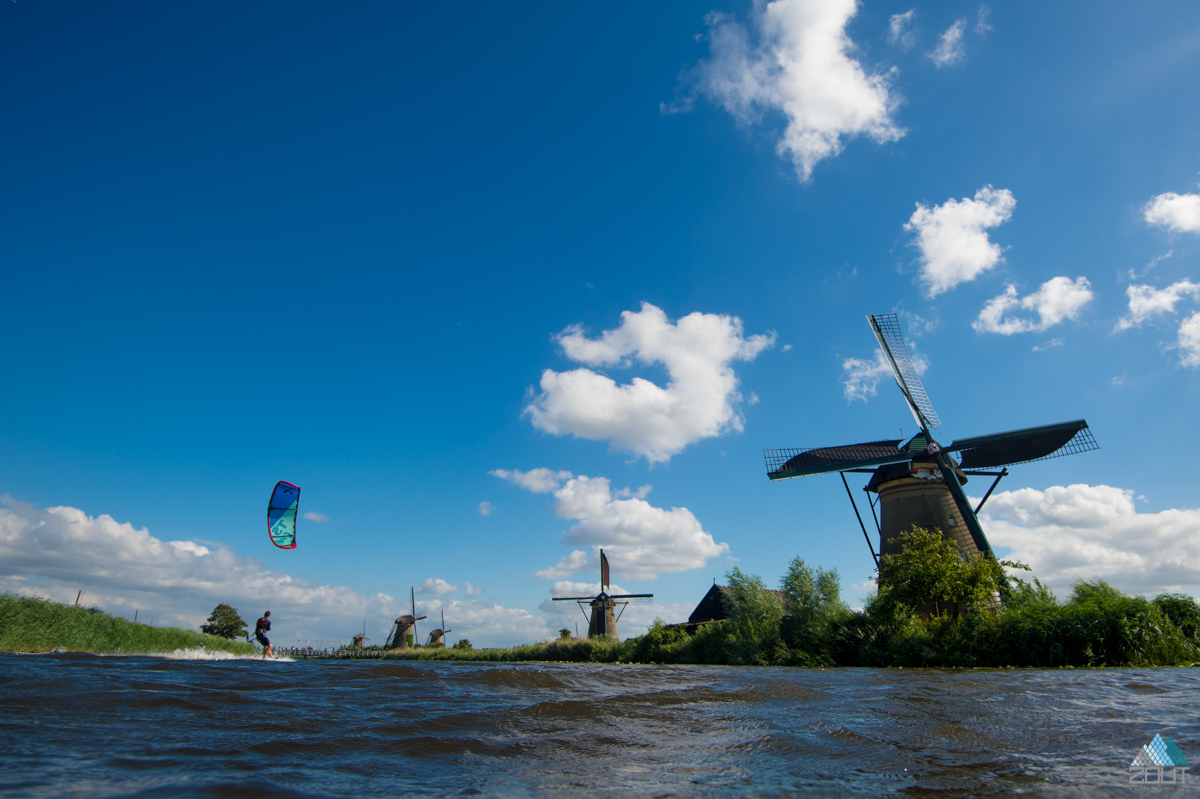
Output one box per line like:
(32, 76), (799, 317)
(868, 313), (941, 430)
(766, 440), (907, 480)
(948, 421), (1098, 469)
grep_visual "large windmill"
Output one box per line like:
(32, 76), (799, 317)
(765, 313), (1098, 569)
(552, 549), (652, 641)
(384, 588), (427, 649)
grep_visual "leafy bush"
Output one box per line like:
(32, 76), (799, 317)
(200, 603), (248, 640)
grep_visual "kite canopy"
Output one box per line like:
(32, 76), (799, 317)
(267, 481), (300, 549)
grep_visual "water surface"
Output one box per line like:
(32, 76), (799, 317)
(1, 652), (1195, 797)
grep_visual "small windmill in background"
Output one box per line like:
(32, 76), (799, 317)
(426, 609), (452, 646)
(765, 313), (1099, 572)
(552, 549), (652, 641)
(384, 588), (427, 649)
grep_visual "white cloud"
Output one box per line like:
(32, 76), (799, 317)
(414, 595), (550, 647)
(888, 10), (917, 50)
(301, 511), (330, 522)
(1114, 279), (1200, 331)
(1144, 191), (1200, 234)
(929, 19), (967, 67)
(415, 578), (458, 597)
(535, 550), (593, 581)
(972, 277), (1094, 335)
(523, 303), (775, 463)
(905, 186), (1016, 297)
(981, 484), (1200, 597)
(1032, 337), (1064, 352)
(975, 5), (993, 35)
(489, 468), (573, 494)
(499, 471), (730, 581)
(464, 581), (483, 598)
(1178, 311), (1200, 368)
(477, 501), (493, 517)
(0, 496), (545, 648)
(842, 347), (927, 403)
(694, 0), (904, 181)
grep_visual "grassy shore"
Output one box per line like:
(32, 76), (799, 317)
(0, 594), (257, 656)
(379, 636), (626, 663)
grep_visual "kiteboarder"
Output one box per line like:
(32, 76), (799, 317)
(255, 611), (274, 659)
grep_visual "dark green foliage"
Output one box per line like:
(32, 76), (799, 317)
(451, 639), (472, 650)
(876, 526), (1025, 618)
(779, 557), (851, 666)
(1153, 594), (1200, 640)
(0, 594), (256, 655)
(199, 603), (248, 640)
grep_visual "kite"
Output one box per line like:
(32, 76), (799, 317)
(267, 481), (300, 549)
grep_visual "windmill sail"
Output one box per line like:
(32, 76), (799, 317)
(767, 440), (907, 480)
(947, 420), (1098, 469)
(868, 314), (941, 430)
(600, 549), (610, 590)
(267, 481), (300, 549)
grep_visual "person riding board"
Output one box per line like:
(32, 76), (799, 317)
(255, 611), (274, 659)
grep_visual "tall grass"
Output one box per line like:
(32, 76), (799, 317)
(382, 635), (627, 663)
(0, 594), (257, 656)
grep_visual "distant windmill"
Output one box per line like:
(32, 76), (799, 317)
(384, 588), (427, 649)
(552, 549), (652, 641)
(351, 619), (370, 649)
(765, 313), (1099, 571)
(426, 609), (452, 646)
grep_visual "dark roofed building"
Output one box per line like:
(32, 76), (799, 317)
(688, 584), (787, 627)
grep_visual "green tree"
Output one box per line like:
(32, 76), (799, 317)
(877, 526), (1026, 618)
(200, 603), (248, 639)
(724, 567), (784, 645)
(780, 557), (847, 624)
(452, 638), (472, 650)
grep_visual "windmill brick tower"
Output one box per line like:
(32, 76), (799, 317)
(766, 314), (1098, 576)
(384, 588), (427, 649)
(552, 550), (652, 641)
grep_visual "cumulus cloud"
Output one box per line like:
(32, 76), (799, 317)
(1113, 279), (1200, 331)
(0, 496), (545, 648)
(691, 0), (904, 181)
(1144, 191), (1200, 234)
(842, 347), (927, 403)
(489, 468), (573, 494)
(523, 303), (775, 463)
(415, 578), (458, 597)
(972, 277), (1094, 335)
(1178, 312), (1200, 368)
(905, 186), (1016, 297)
(929, 19), (967, 67)
(464, 581), (483, 598)
(888, 10), (917, 50)
(302, 511), (330, 522)
(477, 501), (493, 517)
(496, 470), (730, 581)
(981, 484), (1200, 597)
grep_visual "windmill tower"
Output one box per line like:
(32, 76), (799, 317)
(765, 313), (1099, 573)
(384, 588), (427, 649)
(552, 549), (652, 641)
(426, 610), (452, 646)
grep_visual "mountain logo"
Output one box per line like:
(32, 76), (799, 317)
(1129, 733), (1189, 785)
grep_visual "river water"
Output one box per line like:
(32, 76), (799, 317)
(0, 652), (1196, 797)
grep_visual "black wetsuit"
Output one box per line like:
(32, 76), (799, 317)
(255, 617), (271, 647)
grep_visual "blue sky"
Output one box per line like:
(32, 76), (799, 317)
(3, 1), (1200, 647)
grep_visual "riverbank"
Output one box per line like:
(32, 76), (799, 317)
(0, 594), (257, 656)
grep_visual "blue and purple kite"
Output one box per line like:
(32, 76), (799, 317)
(267, 481), (300, 549)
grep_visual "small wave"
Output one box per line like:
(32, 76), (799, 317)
(158, 648), (295, 662)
